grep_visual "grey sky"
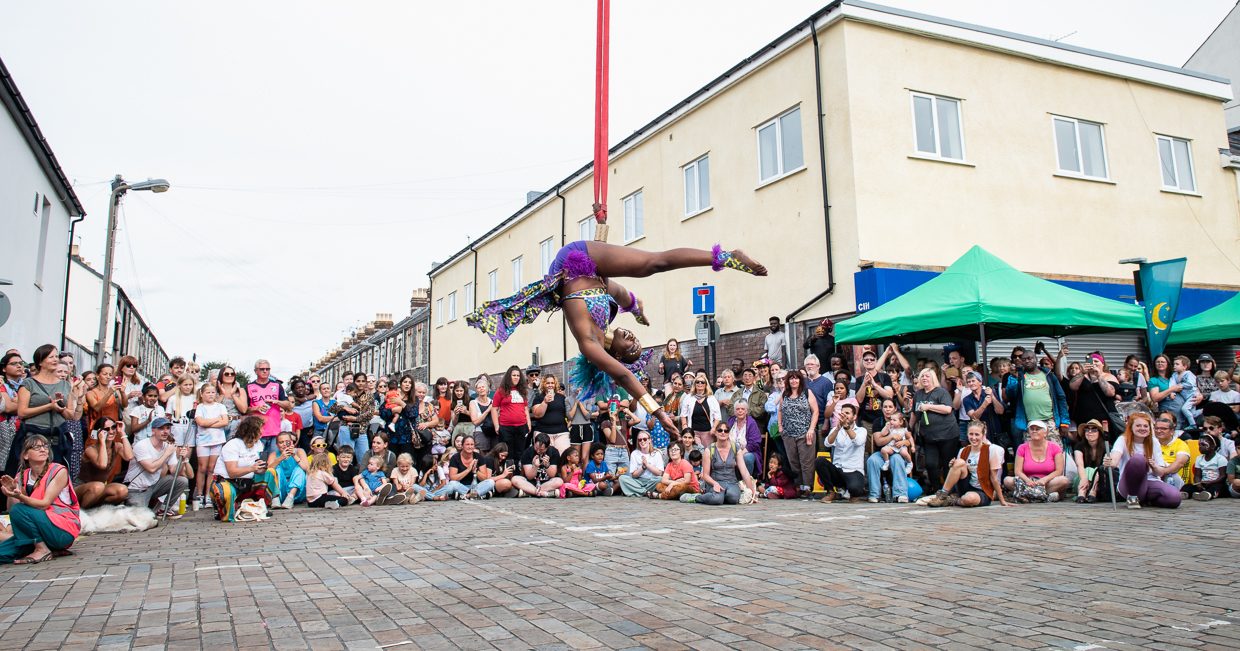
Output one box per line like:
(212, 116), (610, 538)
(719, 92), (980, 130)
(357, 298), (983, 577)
(1, 1), (1233, 378)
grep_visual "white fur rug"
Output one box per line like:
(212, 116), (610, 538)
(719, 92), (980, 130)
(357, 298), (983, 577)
(79, 505), (159, 535)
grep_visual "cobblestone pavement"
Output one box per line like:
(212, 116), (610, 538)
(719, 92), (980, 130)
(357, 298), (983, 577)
(0, 496), (1237, 651)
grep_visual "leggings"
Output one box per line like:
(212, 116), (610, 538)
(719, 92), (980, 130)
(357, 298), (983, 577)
(307, 494), (350, 508)
(499, 425), (530, 461)
(814, 459), (866, 496)
(696, 481), (741, 505)
(0, 503), (75, 563)
(922, 438), (960, 492)
(1118, 454), (1181, 508)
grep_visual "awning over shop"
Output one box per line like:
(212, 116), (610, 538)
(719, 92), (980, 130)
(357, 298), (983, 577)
(836, 246), (1145, 345)
(1167, 292), (1240, 345)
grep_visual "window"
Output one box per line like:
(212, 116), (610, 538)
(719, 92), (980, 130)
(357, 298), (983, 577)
(1156, 135), (1196, 193)
(1052, 116), (1108, 179)
(34, 196), (50, 289)
(463, 282), (474, 312)
(683, 155), (711, 215)
(540, 238), (554, 275)
(623, 190), (644, 242)
(511, 256), (523, 292)
(435, 298), (444, 326)
(447, 291), (457, 322)
(757, 106), (804, 182)
(487, 269), (498, 300)
(911, 92), (964, 160)
(578, 216), (596, 241)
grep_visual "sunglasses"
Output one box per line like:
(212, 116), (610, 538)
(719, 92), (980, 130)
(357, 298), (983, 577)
(312, 443), (326, 449)
(694, 381), (706, 385)
(123, 364), (137, 368)
(256, 368), (271, 371)
(637, 437), (650, 442)
(222, 372), (235, 377)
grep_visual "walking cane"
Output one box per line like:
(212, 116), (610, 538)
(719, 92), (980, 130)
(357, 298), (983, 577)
(160, 419), (193, 525)
(1105, 458), (1117, 511)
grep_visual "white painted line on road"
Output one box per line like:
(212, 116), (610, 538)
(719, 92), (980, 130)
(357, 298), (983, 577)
(814, 515), (868, 523)
(474, 538), (559, 549)
(378, 642), (414, 649)
(463, 498), (559, 526)
(22, 574), (115, 583)
(594, 528), (673, 538)
(683, 517), (742, 524)
(716, 522), (779, 529)
(906, 509), (948, 515)
(1170, 619), (1230, 631)
(565, 524), (634, 531)
(855, 506), (912, 513)
(195, 564), (262, 572)
(1072, 644), (1111, 651)
(337, 555), (374, 560)
(773, 511), (817, 518)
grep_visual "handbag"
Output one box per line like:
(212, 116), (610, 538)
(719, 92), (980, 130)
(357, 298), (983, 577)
(235, 498), (269, 522)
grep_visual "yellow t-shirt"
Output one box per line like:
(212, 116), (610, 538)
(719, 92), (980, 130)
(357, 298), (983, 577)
(1159, 437), (1191, 484)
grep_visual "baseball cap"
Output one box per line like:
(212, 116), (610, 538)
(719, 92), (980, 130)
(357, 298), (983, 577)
(1027, 420), (1048, 430)
(1198, 353), (1214, 363)
(151, 417), (172, 429)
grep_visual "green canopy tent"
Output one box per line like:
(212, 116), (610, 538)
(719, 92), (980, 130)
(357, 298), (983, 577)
(834, 246), (1145, 359)
(1167, 292), (1240, 345)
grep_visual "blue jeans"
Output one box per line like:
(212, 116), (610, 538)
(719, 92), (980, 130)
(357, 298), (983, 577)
(261, 437), (279, 460)
(866, 451), (908, 500)
(1180, 401), (1201, 429)
(335, 426), (370, 459)
(440, 479), (497, 498)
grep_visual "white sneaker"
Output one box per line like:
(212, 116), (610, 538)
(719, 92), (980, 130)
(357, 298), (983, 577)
(896, 496), (908, 503)
(282, 494), (296, 510)
(324, 500), (340, 509)
(881, 461), (890, 472)
(1126, 495), (1141, 509)
(867, 497), (879, 503)
(1047, 493), (1060, 503)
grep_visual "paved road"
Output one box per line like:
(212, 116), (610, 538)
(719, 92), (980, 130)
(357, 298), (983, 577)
(0, 497), (1236, 651)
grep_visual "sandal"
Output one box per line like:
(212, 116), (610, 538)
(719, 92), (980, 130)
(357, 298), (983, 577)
(15, 551), (53, 565)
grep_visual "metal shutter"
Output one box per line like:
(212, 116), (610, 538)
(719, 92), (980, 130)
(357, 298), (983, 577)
(977, 332), (1144, 369)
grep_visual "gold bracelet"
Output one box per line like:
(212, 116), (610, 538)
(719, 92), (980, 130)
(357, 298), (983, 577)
(638, 393), (661, 414)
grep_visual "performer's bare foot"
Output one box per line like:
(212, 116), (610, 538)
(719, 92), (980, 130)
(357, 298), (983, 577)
(729, 249), (768, 276)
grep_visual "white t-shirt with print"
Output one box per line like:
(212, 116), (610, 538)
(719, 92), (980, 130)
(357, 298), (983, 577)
(214, 438), (264, 479)
(129, 404), (166, 441)
(125, 437), (177, 492)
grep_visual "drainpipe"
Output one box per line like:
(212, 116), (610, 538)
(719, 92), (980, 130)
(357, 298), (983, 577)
(469, 243), (478, 311)
(556, 185), (568, 364)
(785, 17), (836, 357)
(60, 211), (85, 353)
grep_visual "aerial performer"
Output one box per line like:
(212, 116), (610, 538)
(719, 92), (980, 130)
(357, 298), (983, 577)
(465, 241), (766, 435)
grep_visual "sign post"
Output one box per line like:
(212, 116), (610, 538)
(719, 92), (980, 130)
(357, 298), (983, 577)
(692, 284), (718, 382)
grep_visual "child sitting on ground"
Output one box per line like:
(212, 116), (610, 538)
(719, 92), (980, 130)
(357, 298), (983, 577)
(1186, 433), (1228, 501)
(649, 442), (699, 500)
(387, 452), (421, 505)
(763, 454), (799, 499)
(687, 448), (703, 480)
(878, 412), (914, 474)
(333, 446), (359, 498)
(585, 444), (618, 496)
(355, 454), (390, 506)
(558, 447), (596, 498)
(416, 450), (453, 501)
(305, 452), (355, 508)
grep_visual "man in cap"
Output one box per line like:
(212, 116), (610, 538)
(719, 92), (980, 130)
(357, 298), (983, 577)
(124, 417), (192, 517)
(1000, 349), (1070, 446)
(524, 364), (542, 403)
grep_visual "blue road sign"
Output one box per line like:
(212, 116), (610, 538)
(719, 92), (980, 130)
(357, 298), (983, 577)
(692, 285), (715, 315)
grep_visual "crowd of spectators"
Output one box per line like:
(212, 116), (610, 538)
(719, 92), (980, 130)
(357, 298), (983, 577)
(0, 326), (1237, 563)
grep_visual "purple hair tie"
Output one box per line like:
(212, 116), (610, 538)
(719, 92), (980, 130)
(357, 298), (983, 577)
(710, 244), (725, 272)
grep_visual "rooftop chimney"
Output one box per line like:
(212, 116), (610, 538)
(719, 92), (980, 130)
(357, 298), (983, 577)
(410, 288), (431, 312)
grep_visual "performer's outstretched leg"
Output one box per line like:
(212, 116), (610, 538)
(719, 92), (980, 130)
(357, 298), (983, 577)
(585, 241), (766, 278)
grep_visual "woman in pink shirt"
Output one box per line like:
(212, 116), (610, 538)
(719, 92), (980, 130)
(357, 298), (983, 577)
(1003, 420), (1069, 502)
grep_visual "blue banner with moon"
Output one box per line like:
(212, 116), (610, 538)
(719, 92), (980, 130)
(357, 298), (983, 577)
(1139, 258), (1186, 358)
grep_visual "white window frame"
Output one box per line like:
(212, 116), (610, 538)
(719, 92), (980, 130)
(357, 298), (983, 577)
(1155, 134), (1197, 194)
(683, 154), (711, 218)
(463, 281), (474, 312)
(1051, 115), (1110, 180)
(623, 190), (644, 243)
(511, 256), (523, 292)
(578, 216), (596, 241)
(755, 106), (805, 184)
(909, 91), (966, 161)
(540, 238), (554, 275)
(487, 270), (498, 300)
(447, 291), (457, 322)
(435, 298), (444, 327)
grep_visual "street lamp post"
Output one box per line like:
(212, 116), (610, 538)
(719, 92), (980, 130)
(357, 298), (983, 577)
(93, 174), (170, 364)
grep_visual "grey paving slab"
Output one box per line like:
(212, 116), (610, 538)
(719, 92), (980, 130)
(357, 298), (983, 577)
(0, 497), (1237, 650)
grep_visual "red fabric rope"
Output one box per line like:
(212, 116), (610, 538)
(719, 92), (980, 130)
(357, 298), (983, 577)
(592, 0), (610, 226)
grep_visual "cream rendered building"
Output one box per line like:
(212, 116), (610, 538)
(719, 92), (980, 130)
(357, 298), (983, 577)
(429, 0), (1239, 382)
